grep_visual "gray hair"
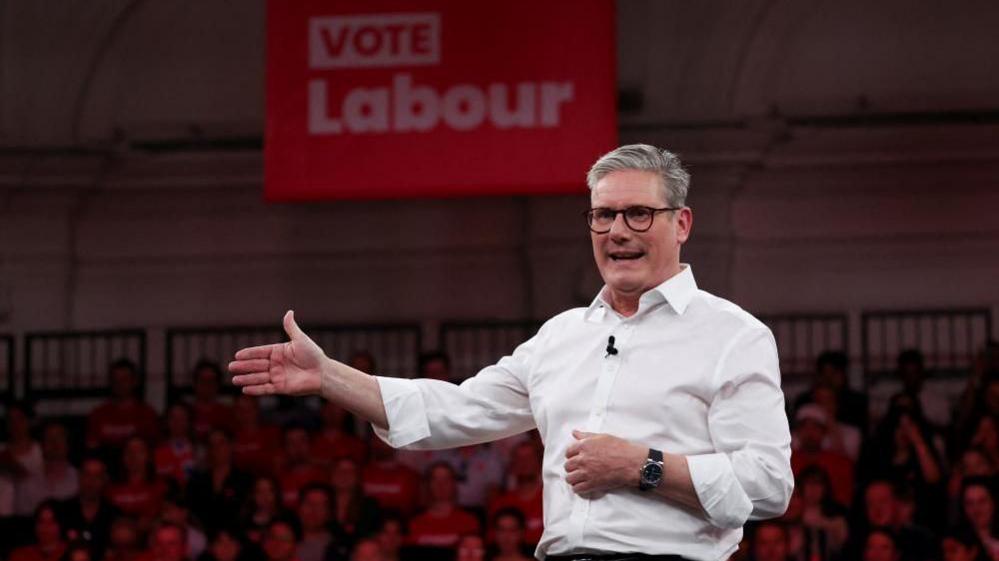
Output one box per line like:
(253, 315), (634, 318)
(586, 144), (691, 207)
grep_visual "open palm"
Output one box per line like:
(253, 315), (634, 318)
(229, 311), (325, 396)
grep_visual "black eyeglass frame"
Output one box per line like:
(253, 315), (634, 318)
(584, 205), (683, 233)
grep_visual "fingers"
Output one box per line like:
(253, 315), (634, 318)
(242, 384), (276, 396)
(228, 359), (270, 374)
(283, 310), (306, 341)
(572, 429), (594, 440)
(564, 457), (581, 472)
(565, 442), (581, 458)
(232, 373), (272, 387)
(566, 470), (586, 486)
(234, 345), (278, 360)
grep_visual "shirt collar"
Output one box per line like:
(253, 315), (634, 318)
(584, 264), (698, 321)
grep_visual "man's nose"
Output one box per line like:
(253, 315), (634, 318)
(608, 212), (632, 240)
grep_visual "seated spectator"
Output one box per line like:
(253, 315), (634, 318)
(9, 500), (67, 561)
(262, 518), (301, 561)
(863, 527), (902, 561)
(860, 396), (945, 528)
(106, 436), (166, 531)
(749, 520), (792, 561)
(489, 508), (532, 561)
(487, 442), (543, 546)
(231, 395), (282, 476)
(456, 534), (485, 561)
(375, 514), (404, 561)
(197, 527), (256, 561)
(796, 465), (849, 558)
(964, 417), (999, 476)
(949, 447), (996, 515)
(941, 525), (990, 561)
(186, 429), (253, 532)
(361, 439), (420, 517)
(959, 477), (999, 560)
(893, 349), (950, 431)
(408, 462), (480, 549)
(805, 382), (863, 460)
(142, 522), (189, 561)
(16, 421), (78, 516)
(239, 475), (292, 545)
(349, 539), (384, 561)
(789, 404), (854, 508)
(418, 352), (452, 382)
(62, 540), (95, 561)
(795, 350), (868, 432)
(86, 359), (159, 452)
(1, 401), (43, 479)
(155, 403), (197, 487)
(311, 402), (367, 468)
(955, 343), (999, 438)
(190, 360), (234, 441)
(58, 456), (121, 559)
(845, 480), (939, 561)
(275, 425), (327, 509)
(103, 517), (143, 561)
(161, 486), (206, 560)
(330, 458), (381, 544)
(431, 444), (504, 512)
(296, 483), (346, 561)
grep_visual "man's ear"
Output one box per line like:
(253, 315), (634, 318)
(676, 207), (693, 244)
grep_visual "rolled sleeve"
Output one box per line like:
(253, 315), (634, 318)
(373, 377), (432, 448)
(687, 325), (794, 529)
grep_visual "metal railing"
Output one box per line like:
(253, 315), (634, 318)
(758, 313), (850, 378)
(24, 329), (147, 400)
(165, 323), (422, 402)
(861, 308), (993, 383)
(1, 334), (14, 402)
(439, 320), (544, 380)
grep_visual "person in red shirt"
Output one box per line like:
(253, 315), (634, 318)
(9, 500), (67, 561)
(361, 438), (420, 517)
(190, 360), (234, 440)
(790, 404), (855, 508)
(310, 402), (367, 468)
(488, 441), (544, 546)
(231, 395), (283, 476)
(408, 462), (480, 549)
(140, 522), (189, 561)
(106, 436), (167, 531)
(86, 359), (159, 451)
(154, 403), (196, 487)
(275, 425), (327, 509)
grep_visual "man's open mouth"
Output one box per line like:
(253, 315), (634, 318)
(609, 251), (645, 261)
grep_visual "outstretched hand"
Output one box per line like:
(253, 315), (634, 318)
(229, 310), (325, 396)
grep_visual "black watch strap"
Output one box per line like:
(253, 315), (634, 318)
(649, 448), (663, 463)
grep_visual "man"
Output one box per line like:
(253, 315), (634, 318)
(749, 521), (791, 561)
(789, 404), (854, 506)
(407, 462), (481, 548)
(185, 429), (253, 531)
(86, 359), (159, 451)
(143, 522), (188, 561)
(489, 441), (544, 545)
(58, 456), (121, 559)
(230, 144), (794, 560)
(15, 421), (78, 515)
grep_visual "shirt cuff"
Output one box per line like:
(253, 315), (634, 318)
(371, 376), (432, 448)
(686, 452), (754, 529)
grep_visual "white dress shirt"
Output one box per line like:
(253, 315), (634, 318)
(374, 266), (793, 561)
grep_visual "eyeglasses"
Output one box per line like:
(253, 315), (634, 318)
(584, 205), (681, 233)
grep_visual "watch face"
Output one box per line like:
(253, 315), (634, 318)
(643, 462), (663, 482)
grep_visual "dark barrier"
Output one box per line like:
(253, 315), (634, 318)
(1, 334), (13, 402)
(862, 308), (993, 383)
(758, 313), (850, 378)
(439, 320), (544, 381)
(166, 323), (422, 402)
(24, 329), (147, 400)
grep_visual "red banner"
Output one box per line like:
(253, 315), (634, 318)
(265, 0), (617, 201)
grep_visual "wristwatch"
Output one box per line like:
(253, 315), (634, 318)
(639, 448), (664, 491)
